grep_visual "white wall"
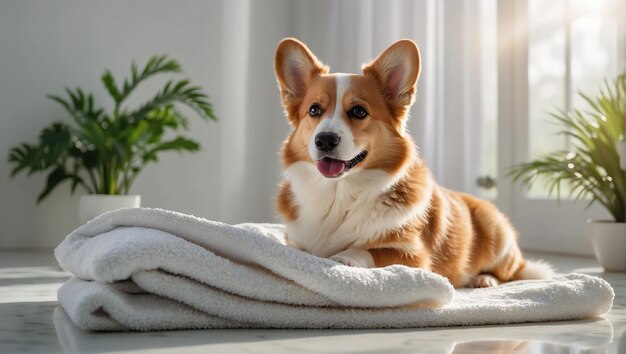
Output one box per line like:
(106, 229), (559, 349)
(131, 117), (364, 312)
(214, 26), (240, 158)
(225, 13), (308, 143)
(0, 0), (292, 248)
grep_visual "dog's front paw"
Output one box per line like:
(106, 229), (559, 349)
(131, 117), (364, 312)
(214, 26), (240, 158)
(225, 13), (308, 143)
(330, 254), (357, 266)
(468, 274), (499, 288)
(329, 248), (375, 268)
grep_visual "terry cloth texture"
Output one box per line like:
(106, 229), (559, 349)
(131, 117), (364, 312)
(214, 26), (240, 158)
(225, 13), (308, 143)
(55, 208), (614, 331)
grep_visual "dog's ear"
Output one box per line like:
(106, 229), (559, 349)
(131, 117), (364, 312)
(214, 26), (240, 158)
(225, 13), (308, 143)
(275, 38), (328, 103)
(362, 40), (420, 111)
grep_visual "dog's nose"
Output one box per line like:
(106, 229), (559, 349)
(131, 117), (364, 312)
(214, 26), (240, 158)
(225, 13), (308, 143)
(315, 132), (341, 152)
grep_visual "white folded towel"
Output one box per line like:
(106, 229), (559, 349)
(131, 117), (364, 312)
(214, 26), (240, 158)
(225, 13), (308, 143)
(55, 208), (614, 331)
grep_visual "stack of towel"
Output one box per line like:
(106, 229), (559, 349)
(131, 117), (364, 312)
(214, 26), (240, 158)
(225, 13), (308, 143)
(55, 208), (614, 331)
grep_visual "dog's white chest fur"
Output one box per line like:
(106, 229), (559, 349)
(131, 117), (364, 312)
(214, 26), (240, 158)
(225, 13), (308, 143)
(284, 162), (422, 258)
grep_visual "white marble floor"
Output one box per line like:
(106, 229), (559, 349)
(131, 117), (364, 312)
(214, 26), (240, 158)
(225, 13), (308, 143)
(0, 250), (624, 354)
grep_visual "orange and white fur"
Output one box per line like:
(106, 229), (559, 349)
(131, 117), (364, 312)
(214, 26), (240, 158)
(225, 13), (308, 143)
(274, 38), (553, 288)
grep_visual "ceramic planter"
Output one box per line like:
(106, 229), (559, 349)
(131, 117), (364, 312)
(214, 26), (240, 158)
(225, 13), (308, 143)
(78, 194), (141, 224)
(588, 220), (626, 272)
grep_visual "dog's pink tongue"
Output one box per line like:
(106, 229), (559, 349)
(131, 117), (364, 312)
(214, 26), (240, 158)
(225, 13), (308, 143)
(316, 158), (345, 177)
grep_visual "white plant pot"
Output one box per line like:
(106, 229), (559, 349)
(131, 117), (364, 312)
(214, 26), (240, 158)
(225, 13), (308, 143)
(588, 220), (626, 272)
(78, 194), (141, 224)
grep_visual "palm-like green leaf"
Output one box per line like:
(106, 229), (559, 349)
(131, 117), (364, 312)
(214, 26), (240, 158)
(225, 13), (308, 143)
(509, 74), (625, 222)
(37, 165), (89, 203)
(8, 143), (43, 177)
(8, 122), (72, 176)
(102, 55), (181, 113)
(126, 79), (216, 124)
(142, 136), (200, 162)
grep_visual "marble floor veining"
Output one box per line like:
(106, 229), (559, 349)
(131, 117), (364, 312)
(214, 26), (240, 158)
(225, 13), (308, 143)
(0, 250), (624, 354)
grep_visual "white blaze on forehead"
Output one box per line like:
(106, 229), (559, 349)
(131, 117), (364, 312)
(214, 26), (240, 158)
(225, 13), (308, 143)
(332, 73), (349, 119)
(308, 74), (357, 161)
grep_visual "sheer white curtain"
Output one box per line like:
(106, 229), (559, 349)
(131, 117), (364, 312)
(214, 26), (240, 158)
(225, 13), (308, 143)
(217, 0), (489, 223)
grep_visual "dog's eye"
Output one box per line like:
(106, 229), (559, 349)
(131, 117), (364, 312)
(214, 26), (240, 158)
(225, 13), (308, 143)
(309, 104), (322, 118)
(349, 105), (368, 120)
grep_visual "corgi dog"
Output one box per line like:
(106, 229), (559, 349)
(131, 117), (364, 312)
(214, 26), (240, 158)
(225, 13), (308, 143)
(274, 38), (553, 288)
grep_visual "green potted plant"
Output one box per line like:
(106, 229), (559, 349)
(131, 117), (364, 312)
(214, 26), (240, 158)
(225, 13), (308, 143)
(510, 74), (626, 271)
(8, 55), (216, 223)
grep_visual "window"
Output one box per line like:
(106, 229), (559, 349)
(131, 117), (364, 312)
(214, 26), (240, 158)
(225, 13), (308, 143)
(527, 0), (624, 198)
(497, 0), (624, 254)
